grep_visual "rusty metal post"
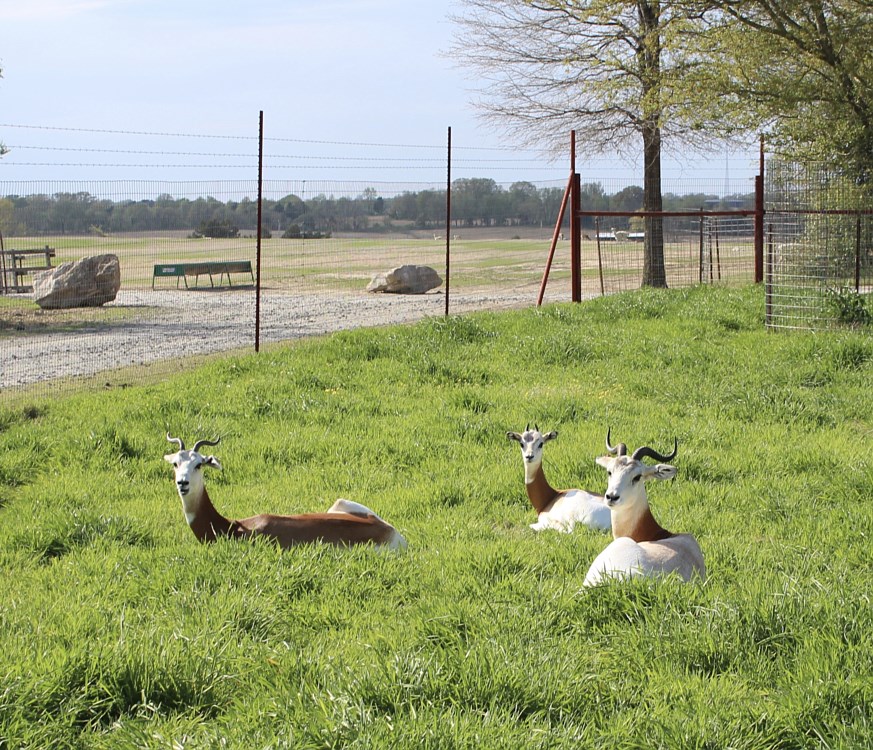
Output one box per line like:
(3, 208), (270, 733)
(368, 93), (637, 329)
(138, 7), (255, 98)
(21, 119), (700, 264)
(754, 137), (765, 283)
(595, 216), (605, 295)
(714, 218), (722, 281)
(538, 174), (573, 306)
(255, 110), (264, 353)
(568, 131), (582, 302)
(445, 126), (452, 317)
(0, 230), (7, 295)
(571, 172), (581, 302)
(765, 223), (774, 326)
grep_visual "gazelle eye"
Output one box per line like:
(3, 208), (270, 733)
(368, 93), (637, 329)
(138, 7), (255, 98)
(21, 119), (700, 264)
(632, 475), (641, 483)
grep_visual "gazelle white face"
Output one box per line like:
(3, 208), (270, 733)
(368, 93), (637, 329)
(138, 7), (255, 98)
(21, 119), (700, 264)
(596, 455), (677, 508)
(507, 428), (557, 466)
(164, 450), (222, 497)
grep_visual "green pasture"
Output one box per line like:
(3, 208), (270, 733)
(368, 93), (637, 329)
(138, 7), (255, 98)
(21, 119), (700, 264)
(4, 232), (752, 298)
(1, 285), (870, 748)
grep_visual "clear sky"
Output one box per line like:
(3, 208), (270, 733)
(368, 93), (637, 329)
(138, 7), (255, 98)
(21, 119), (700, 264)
(0, 0), (758, 192)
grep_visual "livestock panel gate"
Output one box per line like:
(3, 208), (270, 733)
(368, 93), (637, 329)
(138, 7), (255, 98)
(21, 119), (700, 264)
(764, 160), (873, 330)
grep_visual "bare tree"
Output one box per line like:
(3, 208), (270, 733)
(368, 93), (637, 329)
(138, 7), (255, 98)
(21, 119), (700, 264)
(449, 0), (723, 287)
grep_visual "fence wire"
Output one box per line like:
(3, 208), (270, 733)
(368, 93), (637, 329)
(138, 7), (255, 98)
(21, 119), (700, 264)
(1, 167), (759, 399)
(764, 161), (873, 330)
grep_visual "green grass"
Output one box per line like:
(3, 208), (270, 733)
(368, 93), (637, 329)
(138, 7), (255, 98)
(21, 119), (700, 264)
(1, 285), (871, 748)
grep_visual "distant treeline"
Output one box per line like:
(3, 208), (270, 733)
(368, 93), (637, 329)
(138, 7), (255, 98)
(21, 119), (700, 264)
(0, 178), (754, 236)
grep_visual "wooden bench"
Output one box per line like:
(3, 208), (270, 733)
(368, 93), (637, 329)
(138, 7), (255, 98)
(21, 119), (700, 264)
(1, 246), (57, 293)
(152, 260), (254, 289)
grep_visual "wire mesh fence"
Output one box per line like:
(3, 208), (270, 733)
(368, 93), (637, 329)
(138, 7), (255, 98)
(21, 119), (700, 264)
(0, 123), (763, 400)
(581, 215), (756, 295)
(0, 177), (578, 398)
(764, 161), (873, 330)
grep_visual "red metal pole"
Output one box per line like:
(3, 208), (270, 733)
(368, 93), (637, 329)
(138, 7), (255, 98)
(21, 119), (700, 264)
(595, 216), (604, 295)
(754, 136), (765, 283)
(569, 130), (582, 302)
(537, 174), (573, 306)
(255, 110), (264, 352)
(571, 172), (581, 302)
(445, 126), (451, 317)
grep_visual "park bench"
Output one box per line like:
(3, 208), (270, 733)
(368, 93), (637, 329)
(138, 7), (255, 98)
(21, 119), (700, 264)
(152, 260), (255, 289)
(0, 246), (57, 293)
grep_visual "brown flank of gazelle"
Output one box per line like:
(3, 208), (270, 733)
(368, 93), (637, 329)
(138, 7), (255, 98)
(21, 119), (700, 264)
(164, 435), (406, 550)
(506, 425), (611, 533)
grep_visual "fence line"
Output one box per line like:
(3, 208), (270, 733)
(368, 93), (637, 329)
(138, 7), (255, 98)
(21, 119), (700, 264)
(1, 122), (764, 400)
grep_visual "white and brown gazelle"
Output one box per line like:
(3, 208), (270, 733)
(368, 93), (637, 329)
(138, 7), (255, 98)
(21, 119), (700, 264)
(164, 435), (407, 550)
(583, 430), (704, 586)
(507, 425), (611, 533)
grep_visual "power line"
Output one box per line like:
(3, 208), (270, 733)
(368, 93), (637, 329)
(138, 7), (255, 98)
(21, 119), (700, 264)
(0, 123), (256, 140)
(0, 122), (548, 154)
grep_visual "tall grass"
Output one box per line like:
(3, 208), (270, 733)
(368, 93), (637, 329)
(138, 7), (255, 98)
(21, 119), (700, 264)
(1, 285), (871, 748)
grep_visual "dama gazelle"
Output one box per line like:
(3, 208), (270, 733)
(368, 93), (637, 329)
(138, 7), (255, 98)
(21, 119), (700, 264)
(583, 430), (704, 586)
(507, 426), (611, 533)
(164, 435), (407, 550)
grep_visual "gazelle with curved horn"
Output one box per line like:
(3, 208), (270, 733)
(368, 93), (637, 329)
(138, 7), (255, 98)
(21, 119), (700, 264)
(164, 435), (407, 550)
(507, 425), (611, 532)
(583, 429), (704, 585)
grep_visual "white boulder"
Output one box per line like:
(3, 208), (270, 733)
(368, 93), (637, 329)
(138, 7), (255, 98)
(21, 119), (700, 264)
(32, 253), (121, 309)
(366, 264), (442, 294)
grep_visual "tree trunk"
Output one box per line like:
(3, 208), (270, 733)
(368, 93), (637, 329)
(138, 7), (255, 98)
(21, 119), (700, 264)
(642, 122), (667, 287)
(639, 0), (667, 288)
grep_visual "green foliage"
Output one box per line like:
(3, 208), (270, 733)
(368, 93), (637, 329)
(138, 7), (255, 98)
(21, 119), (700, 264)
(700, 1), (873, 179)
(825, 286), (872, 327)
(0, 285), (871, 747)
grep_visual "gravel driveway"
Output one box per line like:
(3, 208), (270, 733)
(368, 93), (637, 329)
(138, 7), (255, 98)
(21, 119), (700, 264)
(2, 288), (542, 391)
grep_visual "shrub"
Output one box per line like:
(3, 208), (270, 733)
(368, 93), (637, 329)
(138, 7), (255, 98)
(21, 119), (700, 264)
(824, 286), (871, 326)
(196, 218), (239, 239)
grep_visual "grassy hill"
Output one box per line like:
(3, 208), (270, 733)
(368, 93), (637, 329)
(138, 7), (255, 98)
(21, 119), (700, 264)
(0, 284), (870, 748)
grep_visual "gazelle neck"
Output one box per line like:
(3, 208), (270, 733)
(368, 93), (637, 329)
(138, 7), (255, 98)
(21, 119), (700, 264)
(180, 485), (234, 542)
(524, 462), (559, 514)
(610, 495), (672, 542)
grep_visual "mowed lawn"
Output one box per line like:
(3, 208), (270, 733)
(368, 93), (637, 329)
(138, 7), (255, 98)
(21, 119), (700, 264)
(0, 285), (871, 749)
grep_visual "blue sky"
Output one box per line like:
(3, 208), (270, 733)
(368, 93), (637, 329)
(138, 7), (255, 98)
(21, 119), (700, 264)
(0, 0), (758, 190)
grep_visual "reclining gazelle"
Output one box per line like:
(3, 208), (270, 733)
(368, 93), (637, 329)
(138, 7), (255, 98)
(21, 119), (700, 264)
(583, 429), (704, 586)
(164, 435), (407, 550)
(507, 425), (611, 533)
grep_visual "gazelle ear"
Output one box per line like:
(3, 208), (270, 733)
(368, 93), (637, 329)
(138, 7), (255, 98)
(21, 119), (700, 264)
(643, 463), (677, 481)
(204, 456), (223, 470)
(507, 431), (523, 443)
(163, 454), (176, 464)
(595, 455), (613, 469)
(543, 431), (558, 442)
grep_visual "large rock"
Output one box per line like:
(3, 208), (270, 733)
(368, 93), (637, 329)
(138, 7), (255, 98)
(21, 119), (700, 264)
(366, 264), (442, 294)
(32, 254), (121, 309)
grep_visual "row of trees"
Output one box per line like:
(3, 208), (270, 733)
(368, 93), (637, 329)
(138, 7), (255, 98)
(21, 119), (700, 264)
(0, 180), (752, 237)
(450, 1), (873, 285)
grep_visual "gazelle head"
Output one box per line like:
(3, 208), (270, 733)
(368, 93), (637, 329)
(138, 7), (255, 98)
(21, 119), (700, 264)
(507, 424), (558, 469)
(596, 429), (678, 510)
(164, 434), (222, 498)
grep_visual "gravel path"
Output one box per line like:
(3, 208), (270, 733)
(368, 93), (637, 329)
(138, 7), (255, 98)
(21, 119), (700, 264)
(2, 288), (543, 390)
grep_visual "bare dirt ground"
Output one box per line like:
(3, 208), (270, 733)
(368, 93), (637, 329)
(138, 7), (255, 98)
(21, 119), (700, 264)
(0, 287), (545, 392)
